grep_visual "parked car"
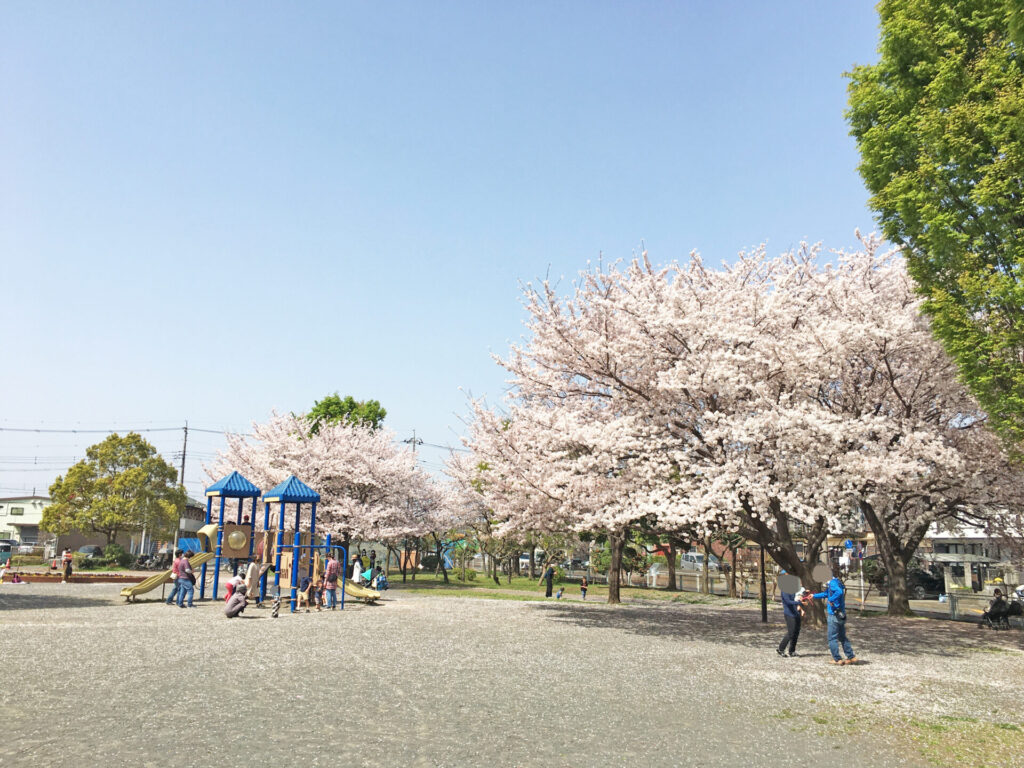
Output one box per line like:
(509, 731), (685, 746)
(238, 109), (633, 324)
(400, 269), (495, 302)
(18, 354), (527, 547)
(77, 545), (104, 559)
(680, 551), (720, 572)
(861, 555), (944, 599)
(0, 542), (11, 566)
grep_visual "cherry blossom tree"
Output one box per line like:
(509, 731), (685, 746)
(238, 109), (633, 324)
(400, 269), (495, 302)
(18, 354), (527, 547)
(207, 412), (440, 548)
(466, 236), (1022, 611)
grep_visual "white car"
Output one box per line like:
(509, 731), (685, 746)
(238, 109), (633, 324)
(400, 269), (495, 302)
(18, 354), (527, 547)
(679, 551), (721, 572)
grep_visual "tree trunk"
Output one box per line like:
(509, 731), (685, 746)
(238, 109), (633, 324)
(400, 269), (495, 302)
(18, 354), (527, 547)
(701, 535), (712, 594)
(401, 538), (409, 583)
(859, 499), (924, 616)
(884, 555), (911, 616)
(729, 547), (738, 598)
(665, 540), (679, 591)
(607, 533), (625, 604)
(529, 546), (536, 580)
(435, 536), (449, 584)
(411, 540), (420, 582)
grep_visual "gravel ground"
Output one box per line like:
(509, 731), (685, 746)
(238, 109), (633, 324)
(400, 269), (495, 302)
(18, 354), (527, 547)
(1, 584), (1022, 768)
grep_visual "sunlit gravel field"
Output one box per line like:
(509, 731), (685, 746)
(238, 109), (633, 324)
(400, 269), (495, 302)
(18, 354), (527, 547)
(1, 583), (1022, 767)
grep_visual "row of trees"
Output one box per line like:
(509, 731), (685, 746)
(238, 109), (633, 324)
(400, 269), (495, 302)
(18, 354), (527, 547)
(450, 238), (1023, 614)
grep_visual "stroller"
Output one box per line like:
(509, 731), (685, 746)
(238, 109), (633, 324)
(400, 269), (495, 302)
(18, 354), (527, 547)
(981, 596), (1023, 630)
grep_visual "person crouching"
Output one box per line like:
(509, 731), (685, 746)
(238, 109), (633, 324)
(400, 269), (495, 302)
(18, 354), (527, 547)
(224, 584), (248, 618)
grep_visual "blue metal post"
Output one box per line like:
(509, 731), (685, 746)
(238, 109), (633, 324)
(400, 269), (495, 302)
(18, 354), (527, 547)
(291, 524), (301, 613)
(260, 501), (271, 602)
(308, 501), (317, 582)
(339, 545), (347, 611)
(247, 497), (257, 562)
(200, 496), (213, 599)
(212, 495), (226, 599)
(324, 532), (332, 607)
(273, 502), (285, 597)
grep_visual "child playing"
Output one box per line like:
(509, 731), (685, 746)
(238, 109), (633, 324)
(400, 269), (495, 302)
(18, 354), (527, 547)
(313, 576), (324, 612)
(580, 576), (588, 600)
(298, 576), (313, 613)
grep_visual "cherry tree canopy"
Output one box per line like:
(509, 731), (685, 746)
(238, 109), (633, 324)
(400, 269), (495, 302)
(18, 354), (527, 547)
(208, 412), (448, 541)
(462, 235), (1022, 608)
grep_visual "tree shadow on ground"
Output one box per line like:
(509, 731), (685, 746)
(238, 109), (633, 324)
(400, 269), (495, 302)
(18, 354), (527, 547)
(531, 601), (1024, 658)
(0, 591), (116, 611)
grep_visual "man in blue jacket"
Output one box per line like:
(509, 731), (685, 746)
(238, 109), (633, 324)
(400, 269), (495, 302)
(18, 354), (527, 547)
(812, 573), (859, 665)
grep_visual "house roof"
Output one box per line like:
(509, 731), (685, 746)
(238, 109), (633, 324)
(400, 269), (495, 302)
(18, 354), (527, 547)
(263, 475), (320, 503)
(205, 471), (261, 498)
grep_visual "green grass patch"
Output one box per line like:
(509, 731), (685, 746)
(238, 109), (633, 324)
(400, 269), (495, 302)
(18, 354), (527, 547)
(966, 646), (1018, 655)
(819, 705), (1024, 768)
(397, 587), (549, 602)
(387, 571), (740, 605)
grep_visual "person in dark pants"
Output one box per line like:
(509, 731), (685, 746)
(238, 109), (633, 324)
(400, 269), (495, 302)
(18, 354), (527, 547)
(777, 587), (808, 656)
(540, 565), (555, 597)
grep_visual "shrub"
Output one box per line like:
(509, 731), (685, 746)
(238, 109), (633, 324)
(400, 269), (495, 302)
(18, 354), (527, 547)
(103, 544), (133, 568)
(10, 555), (45, 567)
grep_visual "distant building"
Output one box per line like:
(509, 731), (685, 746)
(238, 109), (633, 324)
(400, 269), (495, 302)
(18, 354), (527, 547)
(0, 495), (52, 544)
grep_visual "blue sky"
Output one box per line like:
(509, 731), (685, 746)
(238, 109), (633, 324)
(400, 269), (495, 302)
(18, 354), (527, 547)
(0, 2), (881, 499)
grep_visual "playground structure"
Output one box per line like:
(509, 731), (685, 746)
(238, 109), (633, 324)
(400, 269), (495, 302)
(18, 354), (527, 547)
(121, 470), (381, 609)
(201, 470), (261, 601)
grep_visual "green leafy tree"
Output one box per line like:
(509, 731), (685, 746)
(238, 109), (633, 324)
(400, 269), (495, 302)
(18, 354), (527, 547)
(307, 393), (387, 434)
(846, 0), (1024, 452)
(43, 433), (186, 545)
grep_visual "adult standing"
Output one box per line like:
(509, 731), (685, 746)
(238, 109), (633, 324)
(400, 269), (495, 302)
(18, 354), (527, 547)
(323, 553), (340, 610)
(61, 548), (73, 583)
(540, 564), (555, 598)
(812, 572), (859, 665)
(369, 549), (377, 574)
(352, 553), (364, 584)
(176, 550), (196, 608)
(165, 549), (183, 606)
(777, 587), (807, 657)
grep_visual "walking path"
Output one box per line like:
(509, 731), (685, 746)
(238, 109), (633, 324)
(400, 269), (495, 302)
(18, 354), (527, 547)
(1, 583), (1021, 767)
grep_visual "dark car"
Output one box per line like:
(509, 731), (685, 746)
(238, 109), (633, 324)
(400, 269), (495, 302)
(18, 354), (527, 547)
(862, 555), (944, 599)
(77, 545), (104, 559)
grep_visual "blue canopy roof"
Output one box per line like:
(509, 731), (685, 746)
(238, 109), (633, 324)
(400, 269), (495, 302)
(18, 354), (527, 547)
(205, 471), (262, 498)
(263, 475), (320, 503)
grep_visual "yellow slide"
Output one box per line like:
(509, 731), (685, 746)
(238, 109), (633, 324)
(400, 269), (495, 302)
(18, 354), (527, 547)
(120, 551), (216, 601)
(344, 580), (382, 603)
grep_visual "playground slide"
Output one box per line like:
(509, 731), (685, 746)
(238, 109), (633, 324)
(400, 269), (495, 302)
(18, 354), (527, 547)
(343, 581), (382, 603)
(119, 551), (216, 600)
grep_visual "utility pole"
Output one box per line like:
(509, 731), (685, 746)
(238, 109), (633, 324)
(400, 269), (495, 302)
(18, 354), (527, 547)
(403, 429), (423, 453)
(180, 421), (189, 486)
(759, 543), (768, 623)
(171, 421), (188, 560)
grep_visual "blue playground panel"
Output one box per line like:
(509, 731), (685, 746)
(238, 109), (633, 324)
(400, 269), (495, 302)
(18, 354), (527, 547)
(177, 538), (202, 554)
